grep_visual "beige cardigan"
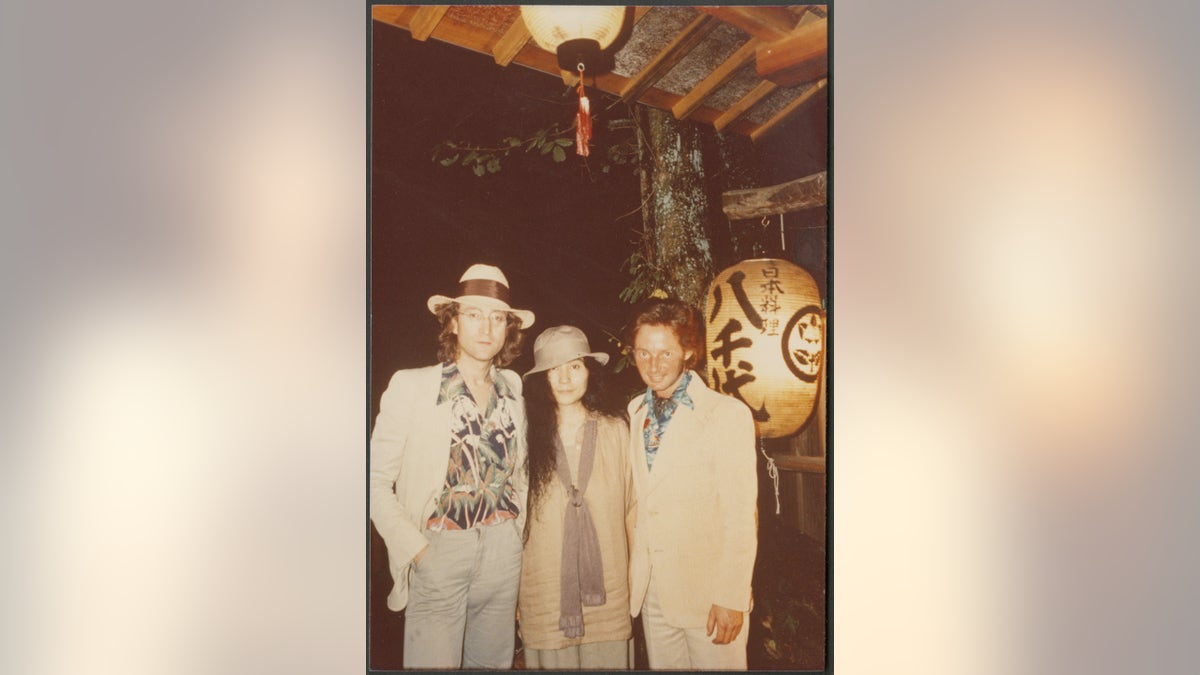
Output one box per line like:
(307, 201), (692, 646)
(518, 413), (636, 650)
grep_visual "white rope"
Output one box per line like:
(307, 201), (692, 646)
(759, 437), (781, 515)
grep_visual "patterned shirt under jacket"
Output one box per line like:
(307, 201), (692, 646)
(426, 361), (522, 531)
(640, 370), (695, 471)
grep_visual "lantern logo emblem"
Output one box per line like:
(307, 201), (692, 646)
(782, 306), (824, 382)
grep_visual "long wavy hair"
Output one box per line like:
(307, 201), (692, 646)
(433, 301), (525, 368)
(524, 357), (626, 538)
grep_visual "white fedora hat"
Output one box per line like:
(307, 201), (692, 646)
(426, 263), (535, 329)
(524, 325), (609, 378)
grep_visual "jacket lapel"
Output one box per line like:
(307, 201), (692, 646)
(641, 373), (712, 497)
(422, 365), (455, 491)
(643, 402), (700, 497)
(629, 401), (652, 497)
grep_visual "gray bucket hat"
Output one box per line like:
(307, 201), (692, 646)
(524, 325), (609, 378)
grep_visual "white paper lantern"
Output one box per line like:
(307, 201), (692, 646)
(705, 258), (825, 438)
(519, 6), (625, 71)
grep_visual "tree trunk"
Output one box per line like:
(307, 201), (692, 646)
(638, 107), (714, 307)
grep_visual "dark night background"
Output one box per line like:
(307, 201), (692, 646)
(369, 16), (828, 671)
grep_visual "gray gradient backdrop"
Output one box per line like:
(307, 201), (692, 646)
(2, 1), (1197, 673)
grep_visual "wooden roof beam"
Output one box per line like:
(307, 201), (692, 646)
(699, 6), (797, 42)
(370, 6), (410, 30)
(619, 14), (720, 104)
(750, 78), (828, 143)
(409, 6), (449, 42)
(492, 16), (530, 66)
(722, 170), (827, 220)
(713, 80), (777, 132)
(756, 18), (827, 87)
(671, 37), (761, 121)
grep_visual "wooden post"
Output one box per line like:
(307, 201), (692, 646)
(788, 352), (827, 542)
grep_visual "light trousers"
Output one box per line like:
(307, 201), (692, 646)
(640, 570), (749, 670)
(403, 519), (523, 669)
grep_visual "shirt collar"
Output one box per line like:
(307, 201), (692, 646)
(437, 361), (516, 405)
(638, 370), (695, 413)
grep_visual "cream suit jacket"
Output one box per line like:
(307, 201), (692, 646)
(626, 371), (758, 627)
(369, 363), (528, 611)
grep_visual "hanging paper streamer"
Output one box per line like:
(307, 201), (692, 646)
(575, 65), (592, 157)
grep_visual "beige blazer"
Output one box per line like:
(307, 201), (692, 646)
(626, 371), (758, 627)
(369, 363), (528, 611)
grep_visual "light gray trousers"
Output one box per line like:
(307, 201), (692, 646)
(403, 519), (523, 669)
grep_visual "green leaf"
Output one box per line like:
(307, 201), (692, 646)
(539, 141), (553, 155)
(473, 163), (486, 177)
(464, 150), (479, 163)
(439, 154), (460, 167)
(555, 138), (573, 147)
(552, 145), (566, 162)
(486, 158), (501, 173)
(504, 136), (522, 147)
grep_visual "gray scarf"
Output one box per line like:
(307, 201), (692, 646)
(556, 416), (606, 638)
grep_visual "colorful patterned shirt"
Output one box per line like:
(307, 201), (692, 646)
(427, 362), (521, 531)
(640, 370), (695, 471)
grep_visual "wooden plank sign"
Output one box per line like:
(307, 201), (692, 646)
(705, 258), (824, 438)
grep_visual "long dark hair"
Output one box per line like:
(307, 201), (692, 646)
(524, 357), (626, 536)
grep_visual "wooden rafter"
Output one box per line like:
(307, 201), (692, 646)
(699, 6), (797, 42)
(756, 17), (827, 86)
(409, 6), (449, 42)
(371, 5), (826, 142)
(492, 17), (529, 66)
(671, 37), (761, 121)
(371, 5), (408, 29)
(713, 80), (777, 132)
(750, 77), (827, 142)
(619, 14), (720, 104)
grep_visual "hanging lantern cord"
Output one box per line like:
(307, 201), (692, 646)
(760, 214), (787, 253)
(759, 437), (781, 515)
